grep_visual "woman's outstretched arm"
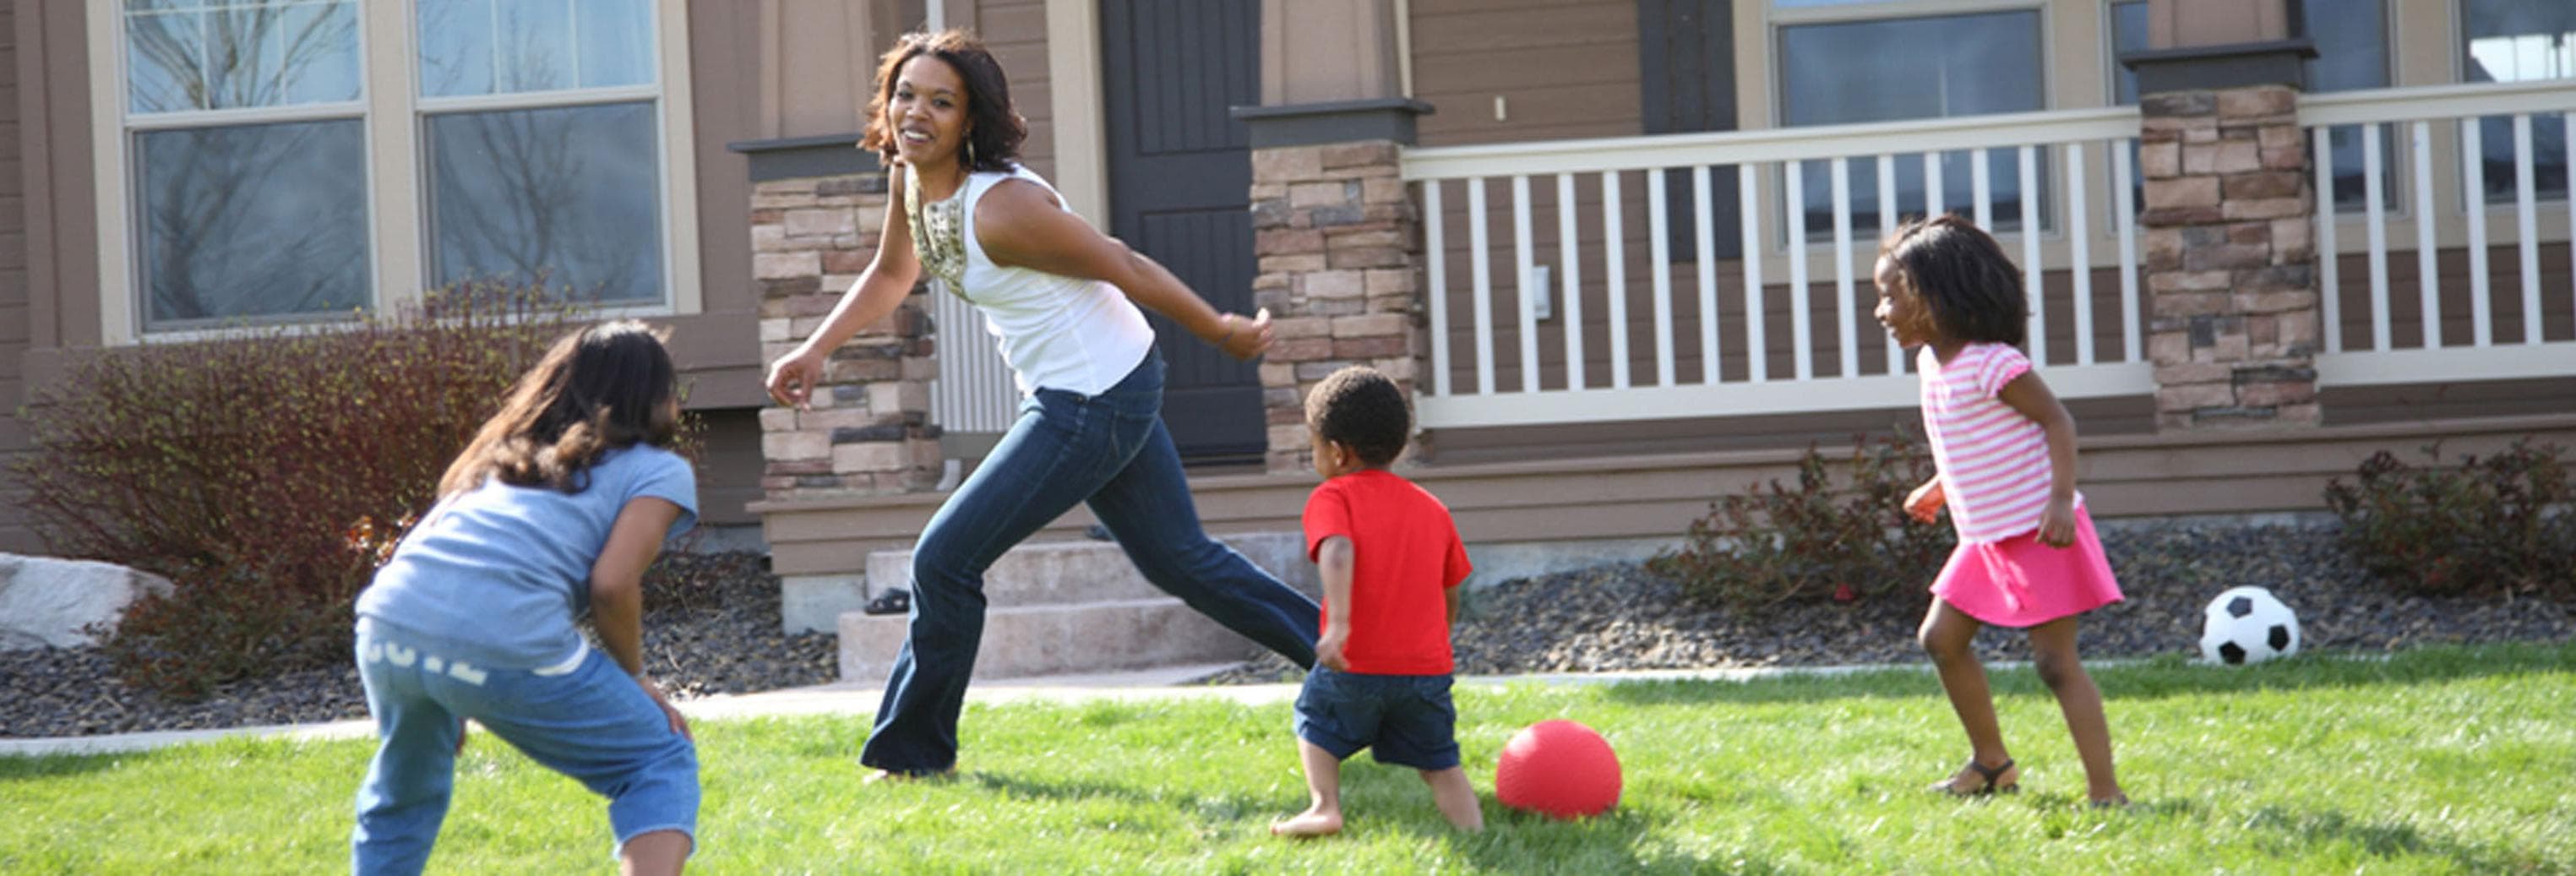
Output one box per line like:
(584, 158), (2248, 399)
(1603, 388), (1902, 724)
(766, 166), (927, 409)
(973, 180), (1275, 360)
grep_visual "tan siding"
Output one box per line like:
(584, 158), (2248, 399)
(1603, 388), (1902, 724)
(0, 3), (29, 553)
(1410, 0), (1638, 147)
(974, 0), (1054, 180)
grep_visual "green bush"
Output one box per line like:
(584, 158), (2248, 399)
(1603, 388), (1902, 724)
(1649, 432), (1956, 612)
(2323, 439), (2575, 601)
(11, 285), (593, 699)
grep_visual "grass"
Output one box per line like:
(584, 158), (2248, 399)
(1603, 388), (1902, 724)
(5, 642), (2573, 874)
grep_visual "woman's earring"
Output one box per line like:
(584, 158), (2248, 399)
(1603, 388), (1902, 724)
(966, 137), (978, 169)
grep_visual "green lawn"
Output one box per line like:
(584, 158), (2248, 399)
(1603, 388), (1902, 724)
(6, 643), (2572, 874)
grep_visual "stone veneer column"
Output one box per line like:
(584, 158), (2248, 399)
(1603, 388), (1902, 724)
(1237, 99), (1435, 473)
(2127, 35), (2323, 431)
(734, 137), (942, 498)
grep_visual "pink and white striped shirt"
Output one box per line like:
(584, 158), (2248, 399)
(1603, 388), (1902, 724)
(1919, 343), (2062, 544)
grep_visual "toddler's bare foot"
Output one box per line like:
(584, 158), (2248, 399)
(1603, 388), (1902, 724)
(1271, 808), (1342, 838)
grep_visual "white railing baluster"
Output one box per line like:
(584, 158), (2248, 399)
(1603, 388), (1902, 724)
(1424, 180), (1448, 396)
(2115, 139), (2142, 362)
(1971, 147), (1992, 231)
(2363, 122), (2391, 352)
(1648, 169), (1676, 387)
(1604, 171), (1631, 389)
(2413, 121), (2440, 349)
(2314, 126), (2342, 354)
(2567, 111), (2575, 329)
(1556, 173), (1584, 391)
(1832, 156), (1857, 378)
(1693, 165), (1719, 384)
(1512, 175), (1539, 393)
(1925, 150), (1945, 219)
(2513, 113), (2542, 346)
(1878, 153), (1900, 373)
(2464, 118), (2492, 347)
(2067, 142), (2094, 365)
(1740, 163), (1766, 383)
(2019, 145), (2044, 364)
(1787, 160), (1813, 380)
(1468, 177), (1495, 394)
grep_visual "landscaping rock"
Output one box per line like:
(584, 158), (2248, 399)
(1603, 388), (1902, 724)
(0, 555), (173, 650)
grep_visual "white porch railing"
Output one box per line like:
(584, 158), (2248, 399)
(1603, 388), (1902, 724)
(1402, 108), (2156, 431)
(2301, 80), (2576, 387)
(928, 281), (1020, 434)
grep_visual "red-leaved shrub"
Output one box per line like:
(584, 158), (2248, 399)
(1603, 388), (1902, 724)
(13, 285), (591, 699)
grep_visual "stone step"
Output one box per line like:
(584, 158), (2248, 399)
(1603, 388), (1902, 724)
(837, 597), (1270, 683)
(863, 531), (1318, 607)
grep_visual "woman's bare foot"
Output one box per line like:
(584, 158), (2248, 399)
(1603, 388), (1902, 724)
(1271, 808), (1343, 838)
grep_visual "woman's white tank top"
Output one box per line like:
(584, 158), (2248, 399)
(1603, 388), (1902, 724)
(908, 164), (1155, 395)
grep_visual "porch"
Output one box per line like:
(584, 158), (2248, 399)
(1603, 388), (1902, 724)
(754, 79), (2576, 632)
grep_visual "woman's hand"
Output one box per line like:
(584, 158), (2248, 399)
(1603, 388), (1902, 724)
(2035, 495), (2076, 547)
(1904, 479), (1947, 525)
(765, 346), (829, 411)
(1215, 308), (1277, 361)
(639, 674), (693, 741)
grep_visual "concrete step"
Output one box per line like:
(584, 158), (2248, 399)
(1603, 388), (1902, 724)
(863, 531), (1317, 608)
(837, 597), (1271, 683)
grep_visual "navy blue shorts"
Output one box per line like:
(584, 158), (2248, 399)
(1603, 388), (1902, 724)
(1292, 666), (1461, 770)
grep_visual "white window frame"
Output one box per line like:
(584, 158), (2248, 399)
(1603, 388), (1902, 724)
(1767, 0), (2056, 250)
(85, 0), (700, 345)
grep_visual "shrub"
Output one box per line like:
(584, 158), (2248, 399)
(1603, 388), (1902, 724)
(11, 284), (595, 699)
(1648, 431), (1956, 612)
(2323, 439), (2575, 601)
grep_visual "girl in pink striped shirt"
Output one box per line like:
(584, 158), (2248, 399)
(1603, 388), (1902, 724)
(1873, 215), (2129, 808)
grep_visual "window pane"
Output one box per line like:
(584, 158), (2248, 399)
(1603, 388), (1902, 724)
(420, 0), (654, 96)
(127, 2), (357, 113)
(575, 0), (655, 88)
(126, 12), (203, 113)
(135, 119), (370, 328)
(2463, 0), (2573, 204)
(2111, 0), (2148, 106)
(426, 102), (663, 304)
(418, 0), (496, 97)
(1779, 11), (2045, 233)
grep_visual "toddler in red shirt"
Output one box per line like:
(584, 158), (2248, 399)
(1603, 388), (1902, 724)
(1272, 366), (1483, 837)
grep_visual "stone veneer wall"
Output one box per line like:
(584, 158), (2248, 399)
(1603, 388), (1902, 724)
(2137, 84), (2323, 431)
(749, 171), (944, 498)
(1248, 140), (1429, 473)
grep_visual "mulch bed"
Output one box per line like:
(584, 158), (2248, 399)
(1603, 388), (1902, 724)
(4, 521), (2568, 739)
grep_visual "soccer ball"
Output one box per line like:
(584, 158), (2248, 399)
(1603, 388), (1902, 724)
(2199, 585), (2301, 665)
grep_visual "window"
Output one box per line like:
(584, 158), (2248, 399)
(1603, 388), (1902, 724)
(121, 1), (370, 330)
(2460, 0), (2573, 204)
(98, 1), (691, 340)
(2110, 0), (2390, 211)
(1778, 8), (2048, 236)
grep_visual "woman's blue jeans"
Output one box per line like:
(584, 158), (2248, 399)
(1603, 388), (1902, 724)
(860, 349), (1320, 775)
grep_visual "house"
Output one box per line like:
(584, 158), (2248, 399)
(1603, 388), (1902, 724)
(5, 1), (2571, 634)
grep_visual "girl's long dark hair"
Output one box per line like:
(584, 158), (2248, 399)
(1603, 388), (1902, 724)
(1879, 214), (2029, 347)
(438, 321), (679, 497)
(858, 29), (1027, 173)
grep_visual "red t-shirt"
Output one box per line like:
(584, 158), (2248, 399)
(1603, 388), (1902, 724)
(1301, 469), (1472, 675)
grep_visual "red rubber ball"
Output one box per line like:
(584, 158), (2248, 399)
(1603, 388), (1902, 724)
(1494, 719), (1621, 819)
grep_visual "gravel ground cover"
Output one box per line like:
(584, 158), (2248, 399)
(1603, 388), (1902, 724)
(4, 521), (2567, 738)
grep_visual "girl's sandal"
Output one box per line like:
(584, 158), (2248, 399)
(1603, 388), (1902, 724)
(2089, 793), (2131, 809)
(1931, 758), (2019, 797)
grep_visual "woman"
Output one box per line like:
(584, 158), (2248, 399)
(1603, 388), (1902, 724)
(765, 29), (1320, 781)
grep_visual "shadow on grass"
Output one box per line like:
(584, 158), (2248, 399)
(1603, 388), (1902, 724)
(2240, 804), (2573, 875)
(0, 750), (138, 781)
(1581, 641), (2576, 708)
(963, 770), (1274, 821)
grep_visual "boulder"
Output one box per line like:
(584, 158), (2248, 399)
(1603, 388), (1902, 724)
(0, 555), (175, 650)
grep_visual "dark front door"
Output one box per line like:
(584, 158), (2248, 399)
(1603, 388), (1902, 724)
(1640, 0), (1740, 259)
(1101, 0), (1265, 465)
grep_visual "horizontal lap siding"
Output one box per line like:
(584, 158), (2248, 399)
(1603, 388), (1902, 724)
(1410, 0), (1639, 148)
(0, 4), (31, 553)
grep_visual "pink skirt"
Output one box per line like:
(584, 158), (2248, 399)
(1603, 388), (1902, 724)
(1931, 502), (2124, 628)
